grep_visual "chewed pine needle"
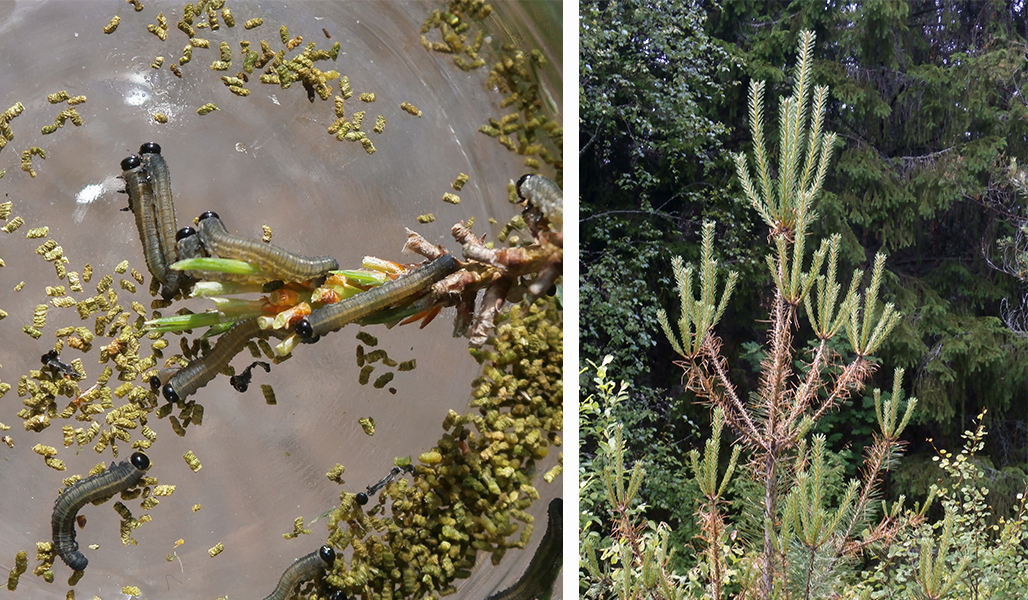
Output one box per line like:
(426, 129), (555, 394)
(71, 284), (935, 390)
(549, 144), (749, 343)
(170, 256), (263, 276)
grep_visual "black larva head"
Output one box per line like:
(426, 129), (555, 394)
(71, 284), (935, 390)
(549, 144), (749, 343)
(318, 545), (336, 565)
(121, 155), (141, 171)
(515, 174), (533, 201)
(295, 318), (314, 340)
(176, 226), (197, 241)
(162, 384), (180, 403)
(355, 492), (368, 506)
(198, 210), (219, 221)
(41, 349), (58, 365)
(139, 142), (161, 154)
(130, 451), (151, 470)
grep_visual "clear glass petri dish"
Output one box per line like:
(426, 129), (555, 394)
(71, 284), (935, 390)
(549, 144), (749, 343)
(0, 1), (562, 598)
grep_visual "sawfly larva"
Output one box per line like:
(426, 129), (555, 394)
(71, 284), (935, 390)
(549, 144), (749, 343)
(296, 254), (458, 340)
(51, 452), (150, 572)
(163, 318), (264, 403)
(120, 153), (169, 295)
(195, 211), (339, 283)
(139, 143), (187, 298)
(516, 174), (562, 230)
(175, 226), (203, 261)
(262, 545), (335, 600)
(229, 360), (270, 392)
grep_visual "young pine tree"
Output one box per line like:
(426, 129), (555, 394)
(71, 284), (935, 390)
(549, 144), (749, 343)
(657, 30), (917, 600)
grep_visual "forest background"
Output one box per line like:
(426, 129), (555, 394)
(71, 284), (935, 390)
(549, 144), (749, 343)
(579, 0), (1028, 588)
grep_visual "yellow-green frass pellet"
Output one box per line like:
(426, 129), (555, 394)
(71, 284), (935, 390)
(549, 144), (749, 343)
(418, 450), (442, 464)
(442, 193), (460, 204)
(452, 173), (469, 191)
(197, 103), (218, 115)
(183, 449), (202, 472)
(2, 216), (24, 233)
(208, 542), (224, 558)
(398, 101), (419, 116)
(373, 115), (385, 134)
(359, 417), (375, 436)
(103, 15), (120, 33)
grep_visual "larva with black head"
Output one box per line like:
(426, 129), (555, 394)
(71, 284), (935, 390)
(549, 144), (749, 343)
(138, 143), (186, 297)
(196, 211), (339, 282)
(120, 154), (170, 295)
(515, 174), (563, 231)
(173, 226), (203, 291)
(41, 349), (81, 379)
(295, 254), (458, 340)
(51, 451), (151, 572)
(484, 497), (563, 600)
(356, 464), (414, 505)
(162, 318), (266, 403)
(230, 360), (270, 392)
(262, 545), (335, 600)
(175, 226), (203, 260)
